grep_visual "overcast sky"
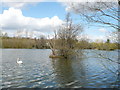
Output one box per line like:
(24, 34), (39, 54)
(0, 0), (117, 41)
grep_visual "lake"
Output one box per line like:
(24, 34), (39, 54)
(1, 49), (120, 88)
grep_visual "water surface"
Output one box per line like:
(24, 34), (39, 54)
(1, 49), (120, 88)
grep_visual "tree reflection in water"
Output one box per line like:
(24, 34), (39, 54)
(51, 55), (86, 88)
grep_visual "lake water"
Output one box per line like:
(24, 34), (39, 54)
(1, 49), (120, 88)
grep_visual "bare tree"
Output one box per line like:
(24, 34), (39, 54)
(65, 1), (119, 30)
(48, 13), (83, 59)
(55, 13), (83, 59)
(48, 30), (58, 56)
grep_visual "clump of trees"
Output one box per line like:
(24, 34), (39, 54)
(49, 13), (83, 59)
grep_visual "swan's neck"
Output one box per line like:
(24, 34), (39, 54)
(17, 58), (20, 61)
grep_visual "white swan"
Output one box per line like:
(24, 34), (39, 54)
(17, 58), (23, 64)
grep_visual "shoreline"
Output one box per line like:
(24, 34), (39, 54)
(1, 48), (119, 51)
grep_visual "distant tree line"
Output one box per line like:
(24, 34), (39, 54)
(1, 36), (49, 49)
(1, 33), (119, 50)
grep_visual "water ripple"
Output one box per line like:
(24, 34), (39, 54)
(2, 49), (120, 88)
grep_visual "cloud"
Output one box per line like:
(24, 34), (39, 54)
(77, 33), (107, 42)
(2, 2), (35, 8)
(14, 30), (46, 38)
(98, 28), (107, 33)
(87, 35), (106, 42)
(0, 8), (64, 37)
(2, 0), (45, 8)
(2, 0), (47, 2)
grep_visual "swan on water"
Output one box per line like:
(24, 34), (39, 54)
(17, 58), (23, 64)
